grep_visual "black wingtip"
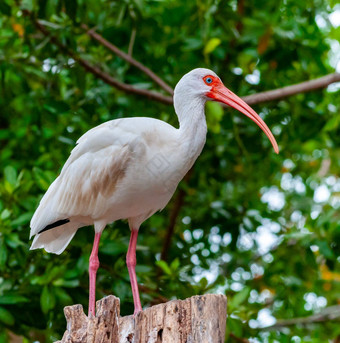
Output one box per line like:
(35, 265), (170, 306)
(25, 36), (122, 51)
(38, 219), (70, 234)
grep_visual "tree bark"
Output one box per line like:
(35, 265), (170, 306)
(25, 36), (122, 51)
(55, 294), (227, 343)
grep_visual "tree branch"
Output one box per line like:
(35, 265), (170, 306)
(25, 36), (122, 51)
(242, 73), (340, 105)
(262, 305), (340, 330)
(83, 24), (340, 105)
(26, 12), (340, 108)
(160, 188), (186, 262)
(81, 24), (174, 95)
(160, 169), (193, 262)
(26, 14), (173, 104)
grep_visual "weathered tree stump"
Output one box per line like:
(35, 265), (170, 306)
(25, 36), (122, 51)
(55, 294), (227, 343)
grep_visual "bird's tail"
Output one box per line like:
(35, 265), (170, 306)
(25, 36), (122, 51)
(30, 221), (80, 255)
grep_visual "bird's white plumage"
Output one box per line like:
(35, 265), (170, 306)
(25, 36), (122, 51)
(29, 68), (279, 318)
(30, 69), (214, 254)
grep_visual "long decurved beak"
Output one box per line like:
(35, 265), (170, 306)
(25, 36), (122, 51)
(208, 85), (279, 154)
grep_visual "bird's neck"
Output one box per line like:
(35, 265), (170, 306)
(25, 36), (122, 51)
(175, 95), (208, 163)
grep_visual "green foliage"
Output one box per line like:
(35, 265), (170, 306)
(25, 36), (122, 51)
(0, 0), (339, 342)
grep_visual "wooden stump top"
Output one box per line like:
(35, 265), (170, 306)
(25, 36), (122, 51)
(56, 294), (227, 343)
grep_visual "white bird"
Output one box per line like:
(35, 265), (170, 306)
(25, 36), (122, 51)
(30, 68), (279, 316)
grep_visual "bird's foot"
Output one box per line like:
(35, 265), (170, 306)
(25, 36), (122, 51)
(133, 306), (142, 318)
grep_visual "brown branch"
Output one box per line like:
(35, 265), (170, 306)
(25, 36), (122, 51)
(317, 158), (331, 177)
(25, 12), (340, 108)
(160, 188), (186, 262)
(81, 24), (174, 95)
(160, 170), (193, 262)
(25, 13), (173, 104)
(223, 0), (244, 66)
(242, 73), (340, 105)
(262, 305), (340, 330)
(82, 24), (340, 105)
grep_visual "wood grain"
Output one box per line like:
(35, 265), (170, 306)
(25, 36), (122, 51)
(55, 294), (227, 343)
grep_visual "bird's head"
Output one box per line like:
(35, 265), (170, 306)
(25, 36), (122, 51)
(174, 68), (279, 154)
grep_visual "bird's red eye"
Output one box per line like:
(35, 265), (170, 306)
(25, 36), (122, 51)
(203, 76), (214, 85)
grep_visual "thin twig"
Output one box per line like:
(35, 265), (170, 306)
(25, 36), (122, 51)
(317, 158), (331, 177)
(262, 305), (340, 330)
(81, 24), (174, 95)
(232, 113), (249, 157)
(26, 14), (173, 104)
(128, 28), (136, 57)
(160, 188), (186, 262)
(223, 0), (244, 66)
(160, 169), (193, 262)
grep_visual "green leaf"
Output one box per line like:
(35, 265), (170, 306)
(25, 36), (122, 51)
(54, 287), (73, 305)
(135, 264), (152, 273)
(64, 0), (78, 21)
(0, 330), (7, 343)
(0, 306), (14, 325)
(280, 276), (303, 286)
(204, 38), (221, 55)
(20, 0), (33, 11)
(53, 279), (79, 287)
(229, 287), (251, 312)
(33, 167), (55, 191)
(0, 1), (11, 15)
(155, 260), (172, 275)
(227, 316), (243, 338)
(183, 38), (203, 51)
(4, 166), (17, 186)
(316, 240), (334, 259)
(100, 241), (127, 255)
(113, 280), (128, 302)
(0, 239), (7, 269)
(0, 209), (11, 220)
(5, 233), (25, 249)
(170, 258), (180, 271)
(323, 115), (339, 131)
(40, 285), (56, 314)
(0, 295), (29, 305)
(11, 212), (33, 227)
(206, 102), (224, 133)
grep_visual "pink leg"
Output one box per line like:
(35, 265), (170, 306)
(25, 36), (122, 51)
(88, 232), (101, 317)
(126, 229), (142, 316)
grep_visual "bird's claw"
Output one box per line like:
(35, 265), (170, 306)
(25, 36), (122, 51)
(133, 307), (142, 318)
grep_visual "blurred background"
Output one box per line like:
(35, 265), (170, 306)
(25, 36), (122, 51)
(0, 0), (340, 342)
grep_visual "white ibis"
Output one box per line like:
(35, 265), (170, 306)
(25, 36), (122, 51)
(30, 68), (278, 316)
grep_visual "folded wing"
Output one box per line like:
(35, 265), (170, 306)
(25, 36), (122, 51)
(30, 119), (137, 239)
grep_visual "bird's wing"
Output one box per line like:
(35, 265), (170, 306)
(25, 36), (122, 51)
(30, 119), (144, 235)
(56, 139), (131, 217)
